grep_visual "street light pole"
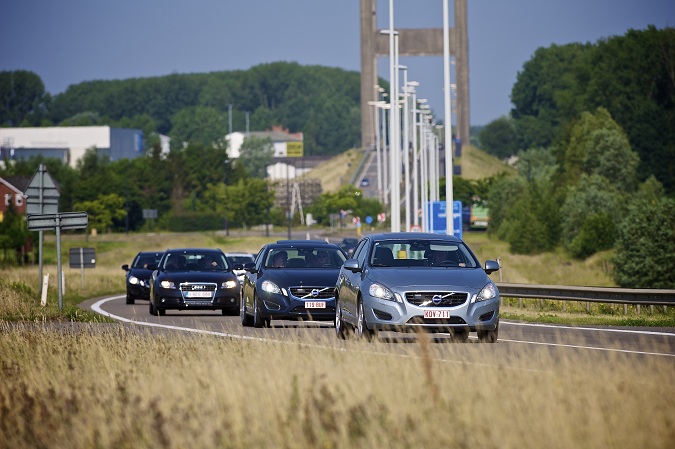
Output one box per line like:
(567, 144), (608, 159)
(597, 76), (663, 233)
(443, 0), (454, 236)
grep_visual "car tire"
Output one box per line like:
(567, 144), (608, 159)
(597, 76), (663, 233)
(241, 296), (253, 327)
(126, 295), (135, 305)
(149, 300), (157, 316)
(477, 324), (498, 343)
(253, 297), (267, 328)
(356, 300), (375, 341)
(335, 298), (347, 340)
(452, 329), (469, 343)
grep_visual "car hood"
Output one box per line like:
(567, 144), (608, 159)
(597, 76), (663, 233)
(128, 268), (154, 278)
(261, 268), (340, 287)
(366, 267), (493, 292)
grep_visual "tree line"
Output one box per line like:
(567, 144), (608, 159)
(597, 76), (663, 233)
(0, 61), (363, 156)
(475, 26), (675, 288)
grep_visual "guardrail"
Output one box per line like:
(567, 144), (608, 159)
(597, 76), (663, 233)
(495, 283), (675, 306)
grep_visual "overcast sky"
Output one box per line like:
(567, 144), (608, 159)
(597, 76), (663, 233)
(1, 0), (673, 126)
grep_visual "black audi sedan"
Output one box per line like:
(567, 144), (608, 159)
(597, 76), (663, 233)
(122, 251), (164, 304)
(148, 248), (241, 316)
(240, 240), (347, 328)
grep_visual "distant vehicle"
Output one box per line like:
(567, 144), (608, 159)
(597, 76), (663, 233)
(240, 240), (347, 328)
(122, 251), (164, 304)
(149, 248), (241, 316)
(225, 252), (256, 284)
(335, 232), (500, 342)
(462, 204), (489, 231)
(359, 178), (370, 187)
(339, 237), (359, 256)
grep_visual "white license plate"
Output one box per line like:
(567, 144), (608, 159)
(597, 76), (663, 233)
(305, 301), (326, 309)
(186, 291), (212, 298)
(423, 309), (451, 319)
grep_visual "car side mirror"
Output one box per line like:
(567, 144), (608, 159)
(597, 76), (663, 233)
(122, 264), (129, 271)
(244, 262), (257, 273)
(484, 260), (500, 275)
(343, 259), (361, 273)
(233, 263), (243, 271)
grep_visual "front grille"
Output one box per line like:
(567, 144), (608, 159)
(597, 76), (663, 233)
(289, 287), (334, 300)
(291, 306), (336, 313)
(405, 291), (468, 307)
(406, 316), (467, 325)
(180, 283), (217, 292)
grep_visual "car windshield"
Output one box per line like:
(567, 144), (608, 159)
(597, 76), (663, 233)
(264, 247), (346, 269)
(132, 253), (163, 269)
(162, 252), (229, 271)
(227, 255), (254, 265)
(370, 239), (479, 268)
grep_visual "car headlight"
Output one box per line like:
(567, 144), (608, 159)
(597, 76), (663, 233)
(474, 282), (498, 303)
(222, 280), (238, 289)
(369, 283), (399, 302)
(129, 276), (139, 285)
(262, 280), (282, 295)
(160, 280), (176, 289)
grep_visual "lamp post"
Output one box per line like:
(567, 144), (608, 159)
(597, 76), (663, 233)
(443, 0), (454, 235)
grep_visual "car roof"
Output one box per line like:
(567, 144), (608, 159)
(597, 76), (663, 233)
(224, 252), (254, 256)
(266, 241), (341, 249)
(163, 248), (224, 253)
(365, 232), (462, 242)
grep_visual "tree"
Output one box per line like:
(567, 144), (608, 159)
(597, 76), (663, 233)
(478, 116), (517, 158)
(0, 70), (50, 127)
(237, 136), (274, 178)
(0, 203), (30, 264)
(201, 178), (274, 227)
(74, 193), (127, 233)
(560, 174), (624, 258)
(612, 198), (675, 288)
(169, 106), (227, 149)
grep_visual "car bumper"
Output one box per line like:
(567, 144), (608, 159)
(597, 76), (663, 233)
(361, 294), (499, 332)
(127, 283), (151, 300)
(154, 289), (240, 311)
(256, 291), (336, 321)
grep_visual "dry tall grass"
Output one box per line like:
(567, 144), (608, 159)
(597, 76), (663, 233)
(1, 324), (672, 449)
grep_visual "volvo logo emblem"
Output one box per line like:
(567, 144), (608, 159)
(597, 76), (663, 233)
(311, 289), (320, 297)
(432, 295), (442, 305)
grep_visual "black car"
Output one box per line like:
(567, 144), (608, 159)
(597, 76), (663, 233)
(149, 248), (241, 316)
(122, 251), (164, 304)
(339, 237), (359, 256)
(240, 240), (347, 328)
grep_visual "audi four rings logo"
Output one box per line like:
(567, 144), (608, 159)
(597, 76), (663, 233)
(192, 285), (205, 290)
(311, 289), (320, 297)
(432, 295), (442, 304)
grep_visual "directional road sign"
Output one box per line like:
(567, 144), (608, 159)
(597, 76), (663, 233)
(27, 212), (88, 231)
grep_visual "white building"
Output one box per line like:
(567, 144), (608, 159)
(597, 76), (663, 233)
(0, 126), (170, 167)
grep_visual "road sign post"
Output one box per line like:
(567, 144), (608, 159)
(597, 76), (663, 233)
(25, 164), (60, 295)
(27, 212), (88, 310)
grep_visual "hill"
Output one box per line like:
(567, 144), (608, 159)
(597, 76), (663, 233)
(302, 144), (515, 194)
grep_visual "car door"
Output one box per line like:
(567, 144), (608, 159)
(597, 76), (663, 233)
(243, 246), (265, 310)
(340, 238), (369, 324)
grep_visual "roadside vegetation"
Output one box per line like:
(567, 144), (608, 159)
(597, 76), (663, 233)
(1, 230), (673, 327)
(1, 323), (673, 449)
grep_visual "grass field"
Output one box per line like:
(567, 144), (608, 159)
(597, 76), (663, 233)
(1, 323), (673, 449)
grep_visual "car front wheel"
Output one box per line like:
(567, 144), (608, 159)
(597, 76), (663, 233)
(241, 294), (253, 327)
(356, 300), (375, 341)
(335, 298), (347, 340)
(126, 294), (135, 305)
(477, 323), (498, 343)
(253, 296), (269, 328)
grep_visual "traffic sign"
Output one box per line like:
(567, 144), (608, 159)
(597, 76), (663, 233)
(27, 212), (88, 231)
(25, 164), (59, 215)
(69, 247), (96, 268)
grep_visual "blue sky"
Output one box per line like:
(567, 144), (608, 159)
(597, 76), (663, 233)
(1, 0), (673, 126)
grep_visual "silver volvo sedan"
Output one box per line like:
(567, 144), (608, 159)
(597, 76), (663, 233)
(335, 233), (500, 342)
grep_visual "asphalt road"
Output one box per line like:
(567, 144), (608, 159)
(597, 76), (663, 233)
(81, 295), (675, 370)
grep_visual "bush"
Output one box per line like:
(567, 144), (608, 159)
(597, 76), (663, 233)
(612, 198), (675, 288)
